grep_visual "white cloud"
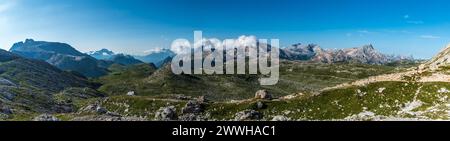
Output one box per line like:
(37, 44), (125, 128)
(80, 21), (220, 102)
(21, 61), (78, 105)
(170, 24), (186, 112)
(404, 15), (410, 19)
(384, 30), (413, 34)
(144, 47), (165, 54)
(403, 15), (424, 24)
(357, 30), (372, 34)
(170, 35), (258, 54)
(235, 35), (257, 47)
(0, 0), (16, 13)
(194, 38), (223, 50)
(420, 35), (441, 39)
(170, 39), (192, 54)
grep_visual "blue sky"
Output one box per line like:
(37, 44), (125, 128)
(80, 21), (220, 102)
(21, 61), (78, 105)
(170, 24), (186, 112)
(1, 0), (449, 58)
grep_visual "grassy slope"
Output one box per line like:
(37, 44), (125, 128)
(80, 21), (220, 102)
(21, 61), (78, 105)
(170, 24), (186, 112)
(93, 63), (157, 95)
(95, 61), (412, 101)
(0, 52), (103, 119)
(61, 81), (448, 121)
(32, 81), (447, 121)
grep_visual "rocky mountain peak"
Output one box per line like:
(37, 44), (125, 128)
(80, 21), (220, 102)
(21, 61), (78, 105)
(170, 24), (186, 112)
(89, 48), (115, 56)
(362, 44), (374, 50)
(9, 39), (109, 78)
(10, 39), (84, 57)
(25, 39), (35, 43)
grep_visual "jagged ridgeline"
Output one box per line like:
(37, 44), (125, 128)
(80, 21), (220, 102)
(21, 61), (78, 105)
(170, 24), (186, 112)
(9, 39), (147, 78)
(280, 43), (413, 64)
(94, 43), (413, 101)
(419, 44), (450, 72)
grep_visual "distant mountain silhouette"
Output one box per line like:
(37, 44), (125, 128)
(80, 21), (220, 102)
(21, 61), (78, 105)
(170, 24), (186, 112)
(87, 48), (115, 60)
(134, 48), (175, 67)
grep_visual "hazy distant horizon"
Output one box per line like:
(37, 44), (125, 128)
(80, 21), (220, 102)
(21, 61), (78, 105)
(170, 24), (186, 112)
(1, 0), (450, 59)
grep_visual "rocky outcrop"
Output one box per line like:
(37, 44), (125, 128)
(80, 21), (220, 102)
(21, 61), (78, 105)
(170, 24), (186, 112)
(280, 43), (410, 64)
(126, 91), (136, 96)
(271, 115), (290, 121)
(420, 44), (450, 71)
(78, 104), (108, 114)
(71, 115), (146, 121)
(178, 113), (208, 121)
(179, 99), (207, 121)
(234, 110), (263, 121)
(33, 114), (60, 121)
(0, 106), (12, 115)
(255, 90), (272, 99)
(154, 106), (177, 121)
(182, 100), (204, 114)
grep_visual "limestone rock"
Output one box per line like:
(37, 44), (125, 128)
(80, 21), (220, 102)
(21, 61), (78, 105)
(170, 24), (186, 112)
(33, 114), (60, 121)
(234, 110), (263, 121)
(155, 106), (177, 121)
(255, 90), (272, 99)
(271, 115), (290, 121)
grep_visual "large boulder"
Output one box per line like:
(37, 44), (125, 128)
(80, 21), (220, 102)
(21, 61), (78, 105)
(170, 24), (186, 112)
(255, 90), (272, 100)
(0, 106), (12, 115)
(182, 100), (204, 114)
(126, 91), (136, 96)
(155, 106), (177, 121)
(78, 104), (107, 114)
(197, 96), (208, 103)
(255, 101), (266, 109)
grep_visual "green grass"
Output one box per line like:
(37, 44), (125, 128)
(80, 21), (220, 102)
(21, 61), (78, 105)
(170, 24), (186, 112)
(94, 63), (156, 96)
(99, 96), (186, 120)
(41, 81), (449, 121)
(204, 81), (450, 120)
(95, 61), (415, 101)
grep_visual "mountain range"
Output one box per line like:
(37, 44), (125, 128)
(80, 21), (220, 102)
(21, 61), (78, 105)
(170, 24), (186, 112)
(7, 39), (414, 78)
(133, 49), (175, 67)
(88, 48), (171, 67)
(280, 43), (412, 64)
(9, 39), (149, 77)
